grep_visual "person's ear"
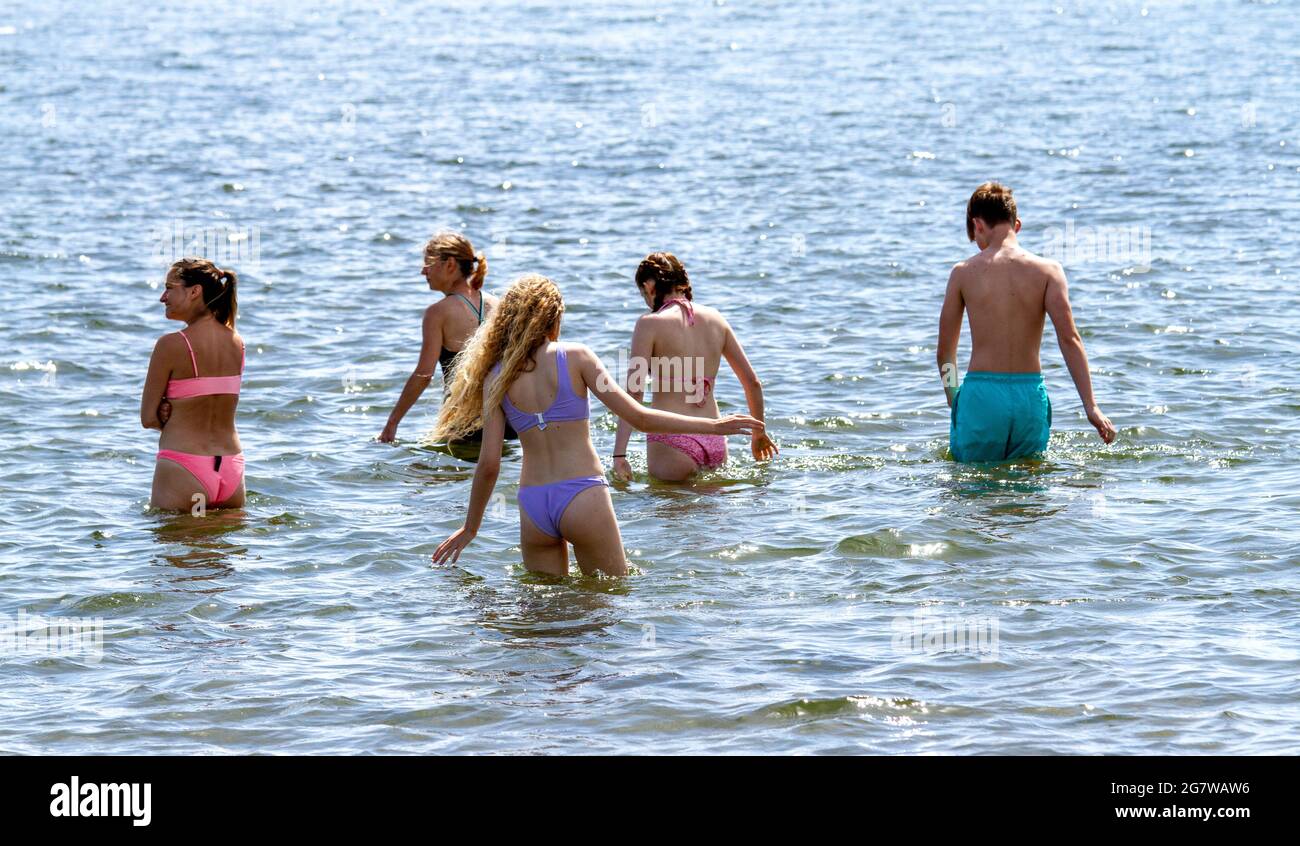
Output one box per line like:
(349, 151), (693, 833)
(1013, 218), (1022, 233)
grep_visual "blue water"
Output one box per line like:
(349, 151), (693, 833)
(1, 0), (1298, 753)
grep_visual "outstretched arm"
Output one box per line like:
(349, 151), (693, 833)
(936, 266), (964, 407)
(721, 320), (778, 461)
(612, 318), (653, 481)
(573, 345), (763, 437)
(432, 389), (506, 565)
(1045, 262), (1117, 444)
(381, 306), (443, 442)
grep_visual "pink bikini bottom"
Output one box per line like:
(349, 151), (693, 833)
(647, 434), (728, 469)
(156, 450), (245, 506)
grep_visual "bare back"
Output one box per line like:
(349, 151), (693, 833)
(953, 246), (1055, 372)
(157, 324), (243, 455)
(501, 342), (602, 486)
(438, 292), (498, 354)
(640, 302), (727, 417)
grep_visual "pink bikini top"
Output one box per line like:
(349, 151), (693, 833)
(165, 330), (244, 400)
(657, 297), (714, 405)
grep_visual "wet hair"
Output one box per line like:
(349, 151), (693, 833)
(425, 232), (487, 290)
(966, 182), (1018, 241)
(635, 252), (691, 312)
(171, 257), (238, 327)
(428, 274), (564, 442)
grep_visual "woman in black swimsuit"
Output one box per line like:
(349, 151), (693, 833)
(379, 232), (516, 444)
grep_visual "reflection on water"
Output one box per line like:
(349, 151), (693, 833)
(936, 459), (1069, 527)
(148, 509), (247, 592)
(447, 564), (628, 645)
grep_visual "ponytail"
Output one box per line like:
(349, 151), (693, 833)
(172, 258), (239, 328)
(210, 268), (238, 328)
(469, 251), (488, 290)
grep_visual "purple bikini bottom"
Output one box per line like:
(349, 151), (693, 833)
(518, 475), (608, 538)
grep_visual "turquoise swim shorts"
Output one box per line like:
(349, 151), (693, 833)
(949, 372), (1052, 463)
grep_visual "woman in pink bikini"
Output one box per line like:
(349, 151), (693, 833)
(612, 252), (777, 482)
(429, 274), (764, 576)
(141, 258), (246, 511)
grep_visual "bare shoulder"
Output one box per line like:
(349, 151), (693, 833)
(948, 258), (973, 286)
(691, 302), (723, 321)
(154, 331), (184, 356)
(1011, 247), (1062, 277)
(421, 300), (452, 330)
(564, 340), (596, 361)
(694, 302), (731, 334)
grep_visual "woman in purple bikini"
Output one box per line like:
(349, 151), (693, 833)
(612, 252), (777, 482)
(429, 273), (764, 577)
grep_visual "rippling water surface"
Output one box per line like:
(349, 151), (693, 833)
(2, 0), (1298, 754)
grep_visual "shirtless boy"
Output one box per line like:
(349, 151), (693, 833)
(937, 182), (1117, 462)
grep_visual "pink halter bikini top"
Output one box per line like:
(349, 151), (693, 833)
(657, 297), (714, 405)
(166, 330), (244, 399)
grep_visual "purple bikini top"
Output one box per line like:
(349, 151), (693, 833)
(494, 343), (589, 434)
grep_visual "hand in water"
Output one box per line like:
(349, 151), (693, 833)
(713, 414), (764, 437)
(612, 456), (633, 483)
(432, 526), (476, 565)
(157, 400), (172, 428)
(1087, 405), (1117, 444)
(378, 421), (398, 443)
(751, 431), (779, 462)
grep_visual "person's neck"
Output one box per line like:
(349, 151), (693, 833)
(447, 278), (477, 300)
(985, 226), (1018, 251)
(185, 312), (215, 329)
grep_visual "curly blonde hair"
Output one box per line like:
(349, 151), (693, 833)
(427, 274), (565, 442)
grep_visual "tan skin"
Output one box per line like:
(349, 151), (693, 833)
(430, 319), (765, 577)
(141, 270), (246, 509)
(937, 218), (1117, 444)
(613, 283), (777, 482)
(378, 251), (498, 443)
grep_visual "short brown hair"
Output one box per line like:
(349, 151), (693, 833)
(966, 182), (1017, 241)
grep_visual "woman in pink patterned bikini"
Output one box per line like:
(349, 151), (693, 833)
(613, 253), (778, 483)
